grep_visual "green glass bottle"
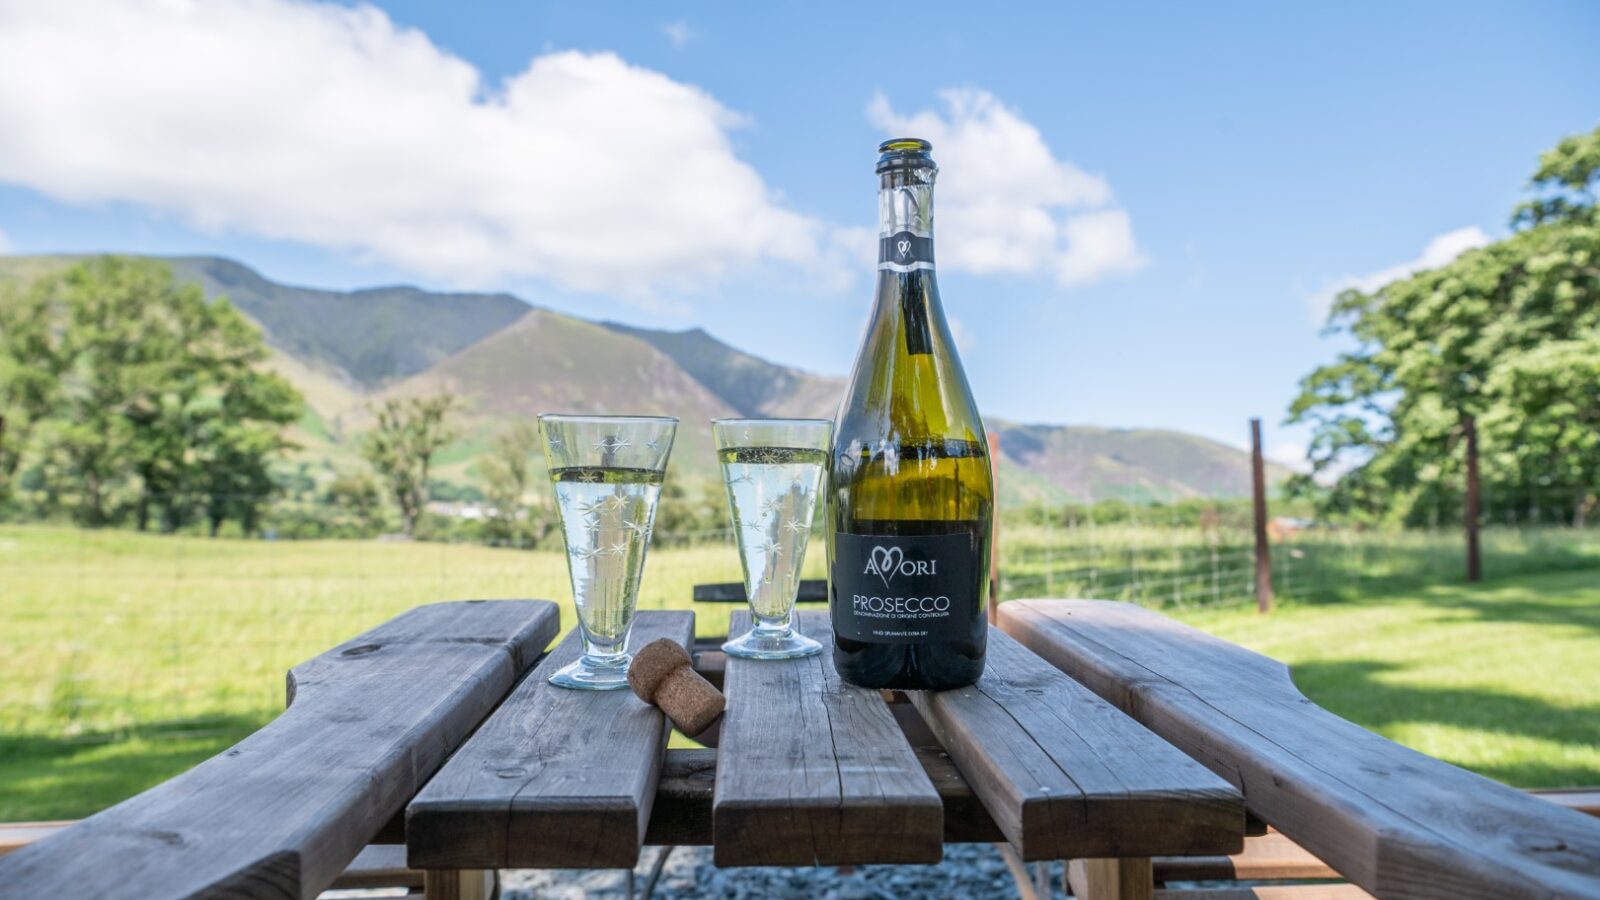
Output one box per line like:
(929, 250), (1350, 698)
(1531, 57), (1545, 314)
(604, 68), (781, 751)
(828, 138), (993, 690)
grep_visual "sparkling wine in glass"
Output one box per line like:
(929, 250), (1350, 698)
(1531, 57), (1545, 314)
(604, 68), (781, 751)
(714, 418), (831, 660)
(541, 414), (677, 689)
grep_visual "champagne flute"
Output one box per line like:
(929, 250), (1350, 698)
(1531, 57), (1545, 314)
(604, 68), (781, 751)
(540, 414), (677, 689)
(714, 418), (831, 659)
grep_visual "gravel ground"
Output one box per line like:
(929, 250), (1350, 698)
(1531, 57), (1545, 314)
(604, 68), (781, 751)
(500, 844), (1064, 899)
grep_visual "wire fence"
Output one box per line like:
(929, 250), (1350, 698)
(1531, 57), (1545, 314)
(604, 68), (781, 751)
(3, 485), (1600, 818)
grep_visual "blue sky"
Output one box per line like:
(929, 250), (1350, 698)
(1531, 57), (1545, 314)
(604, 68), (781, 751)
(1, 1), (1596, 463)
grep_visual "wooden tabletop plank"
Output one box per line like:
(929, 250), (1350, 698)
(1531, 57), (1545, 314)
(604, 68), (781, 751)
(0, 600), (560, 900)
(408, 610), (693, 870)
(712, 610), (943, 867)
(910, 629), (1244, 860)
(1001, 599), (1600, 900)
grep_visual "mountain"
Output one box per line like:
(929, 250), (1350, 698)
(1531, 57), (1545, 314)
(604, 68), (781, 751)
(0, 254), (529, 387)
(0, 252), (1289, 502)
(600, 322), (844, 419)
(372, 310), (738, 474)
(164, 257), (530, 387)
(991, 423), (1289, 501)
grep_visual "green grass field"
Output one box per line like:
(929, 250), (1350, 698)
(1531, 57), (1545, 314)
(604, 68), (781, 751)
(2, 523), (1597, 820)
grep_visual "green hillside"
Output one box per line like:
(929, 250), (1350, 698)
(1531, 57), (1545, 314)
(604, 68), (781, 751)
(0, 254), (530, 386)
(601, 322), (844, 419)
(0, 253), (1291, 503)
(166, 257), (530, 386)
(372, 310), (738, 478)
(993, 422), (1291, 500)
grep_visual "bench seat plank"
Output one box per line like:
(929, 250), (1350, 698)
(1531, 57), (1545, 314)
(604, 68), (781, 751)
(0, 600), (559, 900)
(407, 610), (693, 870)
(1001, 599), (1600, 900)
(1154, 830), (1338, 881)
(1153, 888), (1372, 900)
(712, 610), (943, 866)
(910, 629), (1244, 860)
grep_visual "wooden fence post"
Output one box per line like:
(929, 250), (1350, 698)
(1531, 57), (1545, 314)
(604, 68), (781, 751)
(1464, 414), (1482, 583)
(1250, 418), (1273, 614)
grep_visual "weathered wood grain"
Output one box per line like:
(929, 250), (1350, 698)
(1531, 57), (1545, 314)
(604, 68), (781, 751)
(407, 610), (693, 870)
(712, 611), (943, 866)
(0, 600), (559, 900)
(1068, 856), (1154, 900)
(1002, 599), (1600, 900)
(641, 743), (1006, 847)
(910, 630), (1243, 860)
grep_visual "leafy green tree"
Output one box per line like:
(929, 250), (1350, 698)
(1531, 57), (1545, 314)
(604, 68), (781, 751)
(0, 278), (71, 506)
(360, 394), (457, 536)
(0, 257), (300, 529)
(479, 421), (545, 546)
(326, 472), (386, 535)
(1289, 126), (1600, 524)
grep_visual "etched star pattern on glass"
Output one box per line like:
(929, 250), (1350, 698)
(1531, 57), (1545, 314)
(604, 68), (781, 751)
(540, 414), (678, 689)
(713, 418), (832, 660)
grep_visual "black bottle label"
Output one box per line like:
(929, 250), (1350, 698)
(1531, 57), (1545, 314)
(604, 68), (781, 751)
(877, 231), (935, 272)
(831, 531), (976, 644)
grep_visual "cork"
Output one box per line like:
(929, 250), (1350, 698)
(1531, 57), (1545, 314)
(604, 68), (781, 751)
(628, 638), (724, 740)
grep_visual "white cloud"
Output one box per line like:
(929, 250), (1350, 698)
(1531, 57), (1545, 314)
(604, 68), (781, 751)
(1310, 226), (1492, 322)
(868, 90), (1146, 287)
(0, 0), (831, 300)
(661, 20), (694, 48)
(0, 226), (11, 254)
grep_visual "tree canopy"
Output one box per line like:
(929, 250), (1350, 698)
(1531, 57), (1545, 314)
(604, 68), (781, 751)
(1289, 126), (1600, 524)
(0, 257), (301, 531)
(360, 394), (457, 537)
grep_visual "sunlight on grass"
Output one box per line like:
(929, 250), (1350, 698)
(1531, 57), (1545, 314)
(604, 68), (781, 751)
(2, 523), (1597, 820)
(1178, 571), (1600, 788)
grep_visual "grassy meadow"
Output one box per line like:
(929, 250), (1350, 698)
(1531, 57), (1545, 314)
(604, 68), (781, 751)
(2, 522), (1598, 820)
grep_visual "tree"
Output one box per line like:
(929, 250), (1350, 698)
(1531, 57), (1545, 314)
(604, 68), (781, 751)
(0, 277), (71, 506)
(478, 421), (543, 546)
(326, 472), (386, 535)
(1289, 126), (1600, 524)
(361, 395), (457, 537)
(1, 257), (300, 529)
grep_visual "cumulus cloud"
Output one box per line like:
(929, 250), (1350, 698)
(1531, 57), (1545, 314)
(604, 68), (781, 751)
(0, 0), (830, 299)
(868, 90), (1146, 286)
(1310, 226), (1492, 322)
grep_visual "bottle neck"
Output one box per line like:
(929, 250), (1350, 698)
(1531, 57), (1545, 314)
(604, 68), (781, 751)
(877, 168), (935, 274)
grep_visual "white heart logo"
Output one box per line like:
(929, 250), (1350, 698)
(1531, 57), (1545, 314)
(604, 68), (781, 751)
(897, 239), (911, 258)
(869, 545), (904, 587)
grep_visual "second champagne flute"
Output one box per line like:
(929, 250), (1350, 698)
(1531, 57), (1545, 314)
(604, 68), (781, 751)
(714, 418), (831, 659)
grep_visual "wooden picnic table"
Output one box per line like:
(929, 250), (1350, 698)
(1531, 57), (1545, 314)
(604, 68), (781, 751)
(3, 597), (1597, 900)
(407, 608), (1244, 895)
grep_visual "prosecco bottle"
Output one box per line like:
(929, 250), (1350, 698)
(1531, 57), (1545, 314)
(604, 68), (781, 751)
(828, 138), (993, 690)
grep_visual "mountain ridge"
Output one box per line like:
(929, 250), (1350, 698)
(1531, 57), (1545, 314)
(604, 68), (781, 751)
(0, 253), (1288, 501)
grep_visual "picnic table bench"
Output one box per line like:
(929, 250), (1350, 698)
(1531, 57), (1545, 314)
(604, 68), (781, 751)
(2, 596), (1597, 900)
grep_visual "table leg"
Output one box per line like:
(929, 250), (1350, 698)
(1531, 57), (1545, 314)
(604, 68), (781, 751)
(424, 868), (498, 900)
(1066, 857), (1152, 900)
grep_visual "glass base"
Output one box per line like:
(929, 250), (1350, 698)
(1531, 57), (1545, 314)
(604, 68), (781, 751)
(548, 653), (633, 690)
(723, 627), (823, 660)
